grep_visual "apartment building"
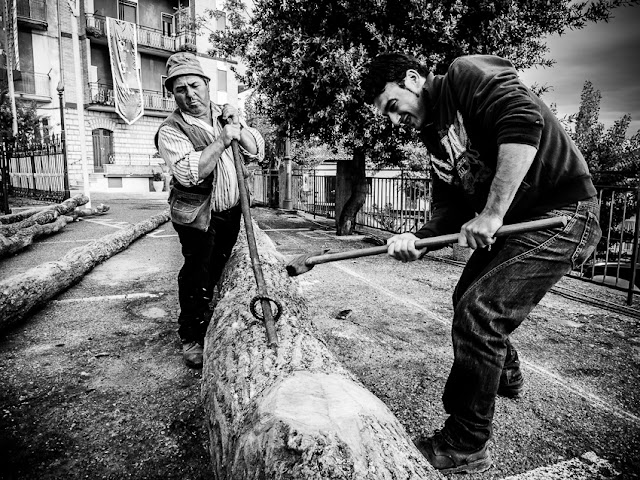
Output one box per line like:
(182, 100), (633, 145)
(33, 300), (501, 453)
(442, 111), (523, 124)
(2, 0), (240, 190)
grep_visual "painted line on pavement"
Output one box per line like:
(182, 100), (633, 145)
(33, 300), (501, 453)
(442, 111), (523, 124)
(262, 228), (318, 232)
(331, 262), (640, 427)
(53, 292), (164, 304)
(80, 218), (131, 229)
(146, 229), (178, 238)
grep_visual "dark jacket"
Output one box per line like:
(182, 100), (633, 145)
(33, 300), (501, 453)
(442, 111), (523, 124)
(415, 55), (597, 239)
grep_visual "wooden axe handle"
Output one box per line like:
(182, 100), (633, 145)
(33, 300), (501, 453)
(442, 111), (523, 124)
(305, 216), (568, 267)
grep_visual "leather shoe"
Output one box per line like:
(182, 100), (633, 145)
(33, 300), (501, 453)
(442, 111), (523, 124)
(415, 431), (492, 474)
(182, 341), (203, 369)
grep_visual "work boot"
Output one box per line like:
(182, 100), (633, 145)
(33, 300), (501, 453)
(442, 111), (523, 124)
(498, 365), (524, 398)
(415, 431), (492, 474)
(182, 340), (203, 369)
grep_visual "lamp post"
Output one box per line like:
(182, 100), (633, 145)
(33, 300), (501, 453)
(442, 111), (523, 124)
(57, 81), (71, 200)
(282, 124), (293, 210)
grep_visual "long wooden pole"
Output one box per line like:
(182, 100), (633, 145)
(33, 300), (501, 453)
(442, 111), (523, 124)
(231, 140), (278, 348)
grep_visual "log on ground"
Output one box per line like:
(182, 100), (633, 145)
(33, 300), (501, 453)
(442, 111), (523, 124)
(0, 215), (73, 259)
(202, 223), (443, 480)
(0, 194), (89, 236)
(0, 209), (170, 332)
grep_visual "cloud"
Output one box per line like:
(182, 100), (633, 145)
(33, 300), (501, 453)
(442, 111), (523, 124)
(520, 4), (640, 134)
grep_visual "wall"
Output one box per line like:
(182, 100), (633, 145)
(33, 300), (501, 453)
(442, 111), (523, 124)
(64, 109), (166, 185)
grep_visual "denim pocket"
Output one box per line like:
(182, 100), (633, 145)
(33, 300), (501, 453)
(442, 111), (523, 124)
(571, 211), (602, 269)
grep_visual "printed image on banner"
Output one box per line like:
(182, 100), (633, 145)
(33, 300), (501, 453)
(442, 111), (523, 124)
(106, 17), (144, 125)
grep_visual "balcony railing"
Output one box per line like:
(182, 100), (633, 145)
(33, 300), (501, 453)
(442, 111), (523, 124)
(17, 0), (47, 25)
(137, 25), (176, 51)
(0, 69), (50, 98)
(88, 82), (174, 112)
(88, 82), (115, 106)
(85, 13), (195, 53)
(143, 90), (176, 111)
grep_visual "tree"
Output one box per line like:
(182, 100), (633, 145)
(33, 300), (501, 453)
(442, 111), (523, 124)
(210, 0), (639, 234)
(0, 92), (47, 142)
(571, 80), (640, 183)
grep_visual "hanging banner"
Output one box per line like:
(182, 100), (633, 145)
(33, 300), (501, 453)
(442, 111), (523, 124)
(106, 17), (144, 125)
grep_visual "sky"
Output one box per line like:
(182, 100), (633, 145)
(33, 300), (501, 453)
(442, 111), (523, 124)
(519, 3), (640, 136)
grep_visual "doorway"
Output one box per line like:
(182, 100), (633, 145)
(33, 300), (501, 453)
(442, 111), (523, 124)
(92, 128), (113, 173)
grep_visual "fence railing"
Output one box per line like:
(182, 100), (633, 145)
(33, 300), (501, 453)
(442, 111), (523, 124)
(85, 13), (196, 52)
(252, 169), (640, 303)
(6, 136), (70, 203)
(88, 83), (174, 112)
(571, 185), (640, 304)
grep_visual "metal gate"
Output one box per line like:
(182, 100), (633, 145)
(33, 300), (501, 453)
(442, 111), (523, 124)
(92, 128), (113, 173)
(6, 136), (69, 203)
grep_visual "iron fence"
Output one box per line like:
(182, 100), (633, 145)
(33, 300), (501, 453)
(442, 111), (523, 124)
(252, 169), (640, 303)
(252, 169), (431, 231)
(5, 136), (70, 203)
(571, 185), (640, 304)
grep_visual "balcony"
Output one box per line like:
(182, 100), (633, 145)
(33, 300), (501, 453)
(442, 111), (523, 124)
(0, 68), (50, 100)
(143, 90), (176, 112)
(88, 83), (175, 112)
(85, 13), (196, 55)
(17, 0), (47, 29)
(88, 82), (115, 107)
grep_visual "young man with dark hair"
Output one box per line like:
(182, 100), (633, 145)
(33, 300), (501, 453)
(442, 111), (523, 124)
(362, 52), (601, 474)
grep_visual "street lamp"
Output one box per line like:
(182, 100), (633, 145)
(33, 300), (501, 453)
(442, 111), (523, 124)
(57, 81), (70, 200)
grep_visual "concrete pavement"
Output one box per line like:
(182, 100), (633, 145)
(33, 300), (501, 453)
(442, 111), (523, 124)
(1, 191), (638, 479)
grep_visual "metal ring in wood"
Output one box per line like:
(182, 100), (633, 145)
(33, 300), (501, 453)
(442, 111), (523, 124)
(249, 295), (283, 322)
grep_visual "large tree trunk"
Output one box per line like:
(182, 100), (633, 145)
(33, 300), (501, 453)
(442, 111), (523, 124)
(336, 150), (368, 236)
(0, 210), (170, 332)
(202, 223), (443, 480)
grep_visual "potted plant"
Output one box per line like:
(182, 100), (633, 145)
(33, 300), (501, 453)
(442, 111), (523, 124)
(152, 170), (165, 192)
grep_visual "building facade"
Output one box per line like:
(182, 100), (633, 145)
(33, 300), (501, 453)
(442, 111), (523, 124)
(2, 0), (239, 190)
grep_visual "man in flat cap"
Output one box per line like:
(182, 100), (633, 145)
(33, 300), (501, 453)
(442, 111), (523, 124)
(155, 51), (265, 368)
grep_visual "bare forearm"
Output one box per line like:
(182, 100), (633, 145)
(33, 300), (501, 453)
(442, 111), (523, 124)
(239, 128), (258, 155)
(198, 137), (226, 180)
(482, 143), (537, 219)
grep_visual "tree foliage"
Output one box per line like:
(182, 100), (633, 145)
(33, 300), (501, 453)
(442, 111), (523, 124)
(569, 80), (640, 183)
(207, 0), (638, 231)
(211, 0), (635, 147)
(0, 91), (46, 142)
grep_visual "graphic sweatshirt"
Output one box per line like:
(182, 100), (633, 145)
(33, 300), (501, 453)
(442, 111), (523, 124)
(414, 55), (596, 239)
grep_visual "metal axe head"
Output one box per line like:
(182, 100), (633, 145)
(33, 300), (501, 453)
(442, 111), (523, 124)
(286, 249), (330, 277)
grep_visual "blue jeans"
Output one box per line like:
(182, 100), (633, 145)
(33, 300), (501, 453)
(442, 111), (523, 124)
(440, 197), (601, 451)
(173, 205), (242, 342)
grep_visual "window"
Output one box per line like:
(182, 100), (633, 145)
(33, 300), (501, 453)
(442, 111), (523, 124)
(161, 13), (173, 36)
(118, 0), (137, 23)
(217, 69), (227, 92)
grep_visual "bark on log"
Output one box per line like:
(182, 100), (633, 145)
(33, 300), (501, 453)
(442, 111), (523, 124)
(202, 223), (443, 480)
(0, 215), (73, 258)
(0, 209), (170, 332)
(0, 194), (89, 236)
(0, 206), (50, 224)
